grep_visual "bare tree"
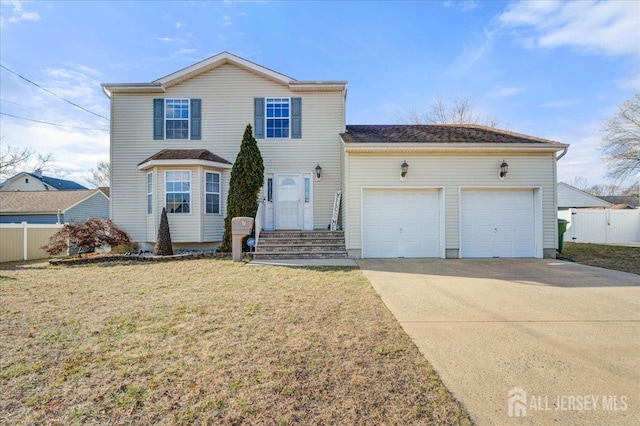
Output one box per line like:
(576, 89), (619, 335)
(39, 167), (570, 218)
(565, 176), (590, 191)
(0, 142), (54, 180)
(398, 97), (501, 128)
(87, 160), (110, 187)
(600, 93), (640, 181)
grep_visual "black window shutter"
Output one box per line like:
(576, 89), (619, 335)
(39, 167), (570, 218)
(153, 99), (164, 140)
(191, 99), (201, 140)
(254, 97), (265, 139)
(291, 97), (302, 139)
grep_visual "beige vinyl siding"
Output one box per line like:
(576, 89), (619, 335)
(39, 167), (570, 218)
(111, 63), (344, 244)
(345, 152), (557, 254)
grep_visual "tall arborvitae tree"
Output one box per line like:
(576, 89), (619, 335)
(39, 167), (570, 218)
(154, 207), (173, 256)
(220, 124), (264, 252)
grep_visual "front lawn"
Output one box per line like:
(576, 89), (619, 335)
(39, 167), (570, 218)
(561, 242), (640, 275)
(0, 259), (471, 425)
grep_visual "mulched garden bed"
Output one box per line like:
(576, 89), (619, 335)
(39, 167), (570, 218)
(49, 251), (238, 266)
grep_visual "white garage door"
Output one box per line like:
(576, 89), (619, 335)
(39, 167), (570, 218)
(363, 189), (440, 258)
(461, 189), (535, 258)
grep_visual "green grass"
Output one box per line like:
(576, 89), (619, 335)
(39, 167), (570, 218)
(0, 259), (472, 425)
(561, 242), (640, 275)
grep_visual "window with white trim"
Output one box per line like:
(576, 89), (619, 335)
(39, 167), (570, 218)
(165, 99), (189, 139)
(205, 172), (221, 214)
(266, 97), (289, 138)
(165, 171), (190, 213)
(147, 172), (153, 215)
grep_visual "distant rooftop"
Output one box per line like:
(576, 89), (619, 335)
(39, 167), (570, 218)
(598, 195), (639, 208)
(0, 189), (105, 213)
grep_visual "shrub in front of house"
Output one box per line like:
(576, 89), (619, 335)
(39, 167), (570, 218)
(42, 219), (130, 257)
(220, 123), (264, 252)
(154, 207), (173, 256)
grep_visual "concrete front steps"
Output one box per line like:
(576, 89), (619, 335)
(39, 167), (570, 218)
(253, 230), (347, 260)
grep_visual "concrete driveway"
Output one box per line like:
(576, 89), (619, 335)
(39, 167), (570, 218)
(357, 259), (640, 425)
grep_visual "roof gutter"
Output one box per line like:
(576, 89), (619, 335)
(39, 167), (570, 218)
(555, 146), (568, 161)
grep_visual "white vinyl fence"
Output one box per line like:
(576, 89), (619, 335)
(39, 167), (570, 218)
(558, 209), (640, 244)
(0, 222), (63, 263)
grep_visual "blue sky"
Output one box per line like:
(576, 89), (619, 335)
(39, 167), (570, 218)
(1, 0), (638, 187)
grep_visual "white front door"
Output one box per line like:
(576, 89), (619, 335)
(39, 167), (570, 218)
(276, 174), (301, 229)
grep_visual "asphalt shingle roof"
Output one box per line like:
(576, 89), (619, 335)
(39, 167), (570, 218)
(138, 149), (231, 165)
(340, 124), (564, 145)
(0, 190), (105, 213)
(598, 195), (639, 208)
(36, 174), (87, 190)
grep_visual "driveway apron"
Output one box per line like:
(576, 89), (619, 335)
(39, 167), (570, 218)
(358, 259), (640, 425)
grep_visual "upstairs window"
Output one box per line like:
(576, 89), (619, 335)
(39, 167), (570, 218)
(154, 99), (201, 140)
(166, 171), (190, 213)
(165, 99), (189, 139)
(266, 98), (289, 138)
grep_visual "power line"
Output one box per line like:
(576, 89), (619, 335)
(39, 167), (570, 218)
(0, 112), (109, 132)
(0, 64), (110, 122)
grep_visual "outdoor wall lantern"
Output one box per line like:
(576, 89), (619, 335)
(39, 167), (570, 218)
(315, 164), (322, 181)
(499, 160), (509, 180)
(400, 160), (409, 181)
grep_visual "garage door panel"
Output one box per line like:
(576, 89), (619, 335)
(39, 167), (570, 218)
(363, 189), (440, 258)
(461, 189), (535, 258)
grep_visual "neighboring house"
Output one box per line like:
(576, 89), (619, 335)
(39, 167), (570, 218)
(0, 190), (109, 224)
(557, 182), (612, 210)
(597, 195), (639, 209)
(102, 51), (568, 259)
(0, 170), (87, 191)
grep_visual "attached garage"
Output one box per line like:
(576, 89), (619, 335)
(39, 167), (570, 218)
(460, 188), (539, 258)
(362, 188), (442, 258)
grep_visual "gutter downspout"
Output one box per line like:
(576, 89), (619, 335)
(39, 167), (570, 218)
(556, 146), (568, 160)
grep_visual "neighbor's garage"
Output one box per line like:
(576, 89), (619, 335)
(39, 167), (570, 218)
(362, 189), (441, 258)
(460, 188), (536, 258)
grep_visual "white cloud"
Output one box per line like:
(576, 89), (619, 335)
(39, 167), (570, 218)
(448, 27), (496, 76)
(175, 48), (197, 55)
(175, 21), (183, 29)
(486, 86), (527, 98)
(223, 15), (232, 27)
(443, 1), (478, 12)
(0, 120), (109, 187)
(549, 121), (611, 185)
(157, 36), (186, 43)
(499, 0), (640, 57)
(541, 99), (580, 108)
(1, 0), (40, 27)
(615, 73), (640, 91)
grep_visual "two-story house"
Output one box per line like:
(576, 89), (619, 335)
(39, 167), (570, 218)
(103, 52), (568, 259)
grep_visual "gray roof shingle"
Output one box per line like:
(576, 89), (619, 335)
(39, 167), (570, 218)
(0, 190), (105, 214)
(138, 149), (231, 165)
(340, 124), (564, 145)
